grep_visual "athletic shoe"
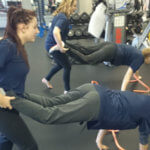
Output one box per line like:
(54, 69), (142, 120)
(42, 78), (53, 89)
(64, 91), (68, 94)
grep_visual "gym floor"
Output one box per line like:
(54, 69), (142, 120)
(1, 29), (150, 150)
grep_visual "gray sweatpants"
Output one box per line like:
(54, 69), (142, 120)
(11, 83), (100, 125)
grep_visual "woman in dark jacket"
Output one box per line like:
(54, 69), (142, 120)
(0, 6), (39, 150)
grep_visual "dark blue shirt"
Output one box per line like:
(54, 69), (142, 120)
(87, 84), (150, 144)
(112, 44), (144, 73)
(45, 13), (69, 51)
(0, 39), (29, 94)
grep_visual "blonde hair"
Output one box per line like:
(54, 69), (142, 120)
(142, 47), (150, 57)
(53, 0), (76, 18)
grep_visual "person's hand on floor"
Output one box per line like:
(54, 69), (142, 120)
(97, 143), (109, 150)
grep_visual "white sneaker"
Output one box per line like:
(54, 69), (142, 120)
(42, 78), (53, 89)
(64, 91), (68, 94)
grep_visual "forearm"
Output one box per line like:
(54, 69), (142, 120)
(139, 132), (149, 150)
(53, 27), (63, 50)
(139, 144), (148, 150)
(0, 88), (6, 96)
(121, 67), (133, 91)
(96, 129), (107, 147)
(0, 92), (4, 100)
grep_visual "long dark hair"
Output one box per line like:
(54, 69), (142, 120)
(4, 6), (36, 66)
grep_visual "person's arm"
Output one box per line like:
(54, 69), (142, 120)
(0, 93), (15, 109)
(96, 129), (109, 150)
(139, 128), (149, 150)
(53, 26), (66, 53)
(121, 67), (133, 91)
(139, 144), (148, 150)
(135, 70), (142, 80)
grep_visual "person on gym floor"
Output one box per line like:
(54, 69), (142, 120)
(42, 0), (77, 94)
(67, 42), (150, 91)
(0, 83), (150, 150)
(0, 6), (39, 150)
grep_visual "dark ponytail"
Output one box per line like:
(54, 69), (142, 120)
(4, 6), (36, 67)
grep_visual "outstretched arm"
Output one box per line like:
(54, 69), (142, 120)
(139, 144), (148, 150)
(139, 131), (149, 150)
(96, 129), (109, 150)
(121, 67), (133, 91)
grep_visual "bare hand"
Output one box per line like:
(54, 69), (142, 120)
(97, 143), (109, 150)
(0, 95), (15, 110)
(137, 75), (142, 80)
(60, 47), (69, 53)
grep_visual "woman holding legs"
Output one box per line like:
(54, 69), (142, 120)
(0, 6), (39, 150)
(1, 83), (150, 150)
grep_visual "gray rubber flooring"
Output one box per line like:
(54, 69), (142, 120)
(1, 29), (150, 150)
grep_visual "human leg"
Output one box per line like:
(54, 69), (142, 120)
(52, 51), (71, 91)
(66, 41), (109, 53)
(24, 83), (95, 107)
(70, 43), (117, 64)
(0, 134), (13, 150)
(42, 52), (63, 88)
(45, 63), (62, 81)
(0, 109), (38, 150)
(42, 63), (62, 88)
(10, 84), (100, 124)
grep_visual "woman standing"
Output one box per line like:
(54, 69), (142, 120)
(42, 0), (77, 94)
(0, 6), (39, 150)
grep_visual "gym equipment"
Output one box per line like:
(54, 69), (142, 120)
(88, 2), (106, 39)
(80, 12), (90, 23)
(82, 28), (90, 37)
(130, 74), (150, 94)
(82, 26), (92, 38)
(67, 29), (75, 39)
(136, 21), (150, 49)
(74, 29), (82, 37)
(70, 13), (80, 24)
(104, 0), (142, 44)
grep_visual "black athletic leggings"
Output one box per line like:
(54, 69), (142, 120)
(68, 42), (117, 64)
(45, 51), (71, 91)
(0, 109), (38, 150)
